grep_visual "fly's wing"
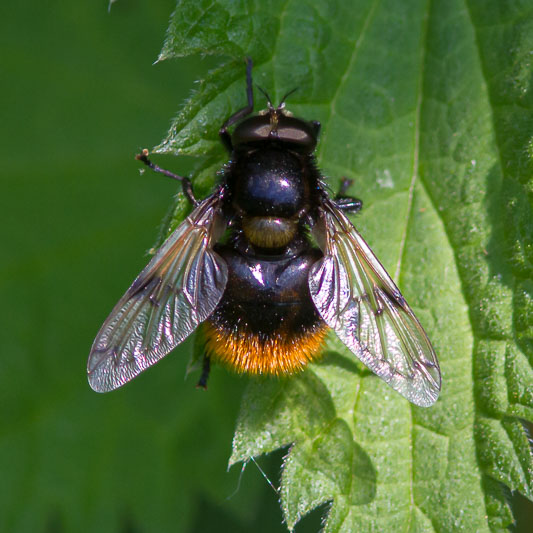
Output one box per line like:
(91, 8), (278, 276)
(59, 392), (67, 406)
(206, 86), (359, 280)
(309, 199), (441, 406)
(87, 194), (228, 392)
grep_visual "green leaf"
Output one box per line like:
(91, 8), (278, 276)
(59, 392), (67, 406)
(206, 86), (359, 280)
(158, 0), (533, 531)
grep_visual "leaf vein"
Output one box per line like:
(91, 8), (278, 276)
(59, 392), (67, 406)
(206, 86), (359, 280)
(316, 0), (381, 162)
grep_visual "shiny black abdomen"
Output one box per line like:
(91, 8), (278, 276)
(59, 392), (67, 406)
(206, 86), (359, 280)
(208, 244), (323, 335)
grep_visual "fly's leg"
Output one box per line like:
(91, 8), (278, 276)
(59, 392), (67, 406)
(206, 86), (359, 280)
(196, 354), (211, 390)
(336, 196), (363, 213)
(219, 57), (254, 153)
(136, 149), (198, 207)
(335, 178), (363, 214)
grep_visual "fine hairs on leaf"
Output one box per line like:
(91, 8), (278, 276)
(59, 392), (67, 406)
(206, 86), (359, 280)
(156, 0), (533, 531)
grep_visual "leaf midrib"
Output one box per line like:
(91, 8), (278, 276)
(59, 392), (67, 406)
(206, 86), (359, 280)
(399, 2), (429, 529)
(316, 0), (381, 163)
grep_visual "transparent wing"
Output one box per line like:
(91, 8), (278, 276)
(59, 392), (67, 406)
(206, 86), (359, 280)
(87, 194), (228, 392)
(309, 199), (441, 406)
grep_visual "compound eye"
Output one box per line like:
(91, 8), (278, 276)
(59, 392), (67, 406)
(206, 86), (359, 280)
(277, 124), (312, 144)
(231, 113), (318, 153)
(276, 116), (317, 152)
(232, 116), (271, 146)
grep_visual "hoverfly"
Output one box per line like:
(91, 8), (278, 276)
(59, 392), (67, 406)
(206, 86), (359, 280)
(87, 59), (441, 407)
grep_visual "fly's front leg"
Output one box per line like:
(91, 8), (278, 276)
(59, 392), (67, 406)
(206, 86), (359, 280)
(136, 149), (198, 207)
(219, 57), (254, 153)
(335, 177), (363, 214)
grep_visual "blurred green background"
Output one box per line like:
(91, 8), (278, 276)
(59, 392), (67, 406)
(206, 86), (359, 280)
(1, 1), (531, 532)
(2, 1), (305, 532)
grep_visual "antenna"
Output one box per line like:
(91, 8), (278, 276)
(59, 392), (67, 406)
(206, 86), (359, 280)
(256, 85), (274, 108)
(278, 87), (299, 109)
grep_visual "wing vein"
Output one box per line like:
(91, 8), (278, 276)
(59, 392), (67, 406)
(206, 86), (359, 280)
(309, 199), (441, 406)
